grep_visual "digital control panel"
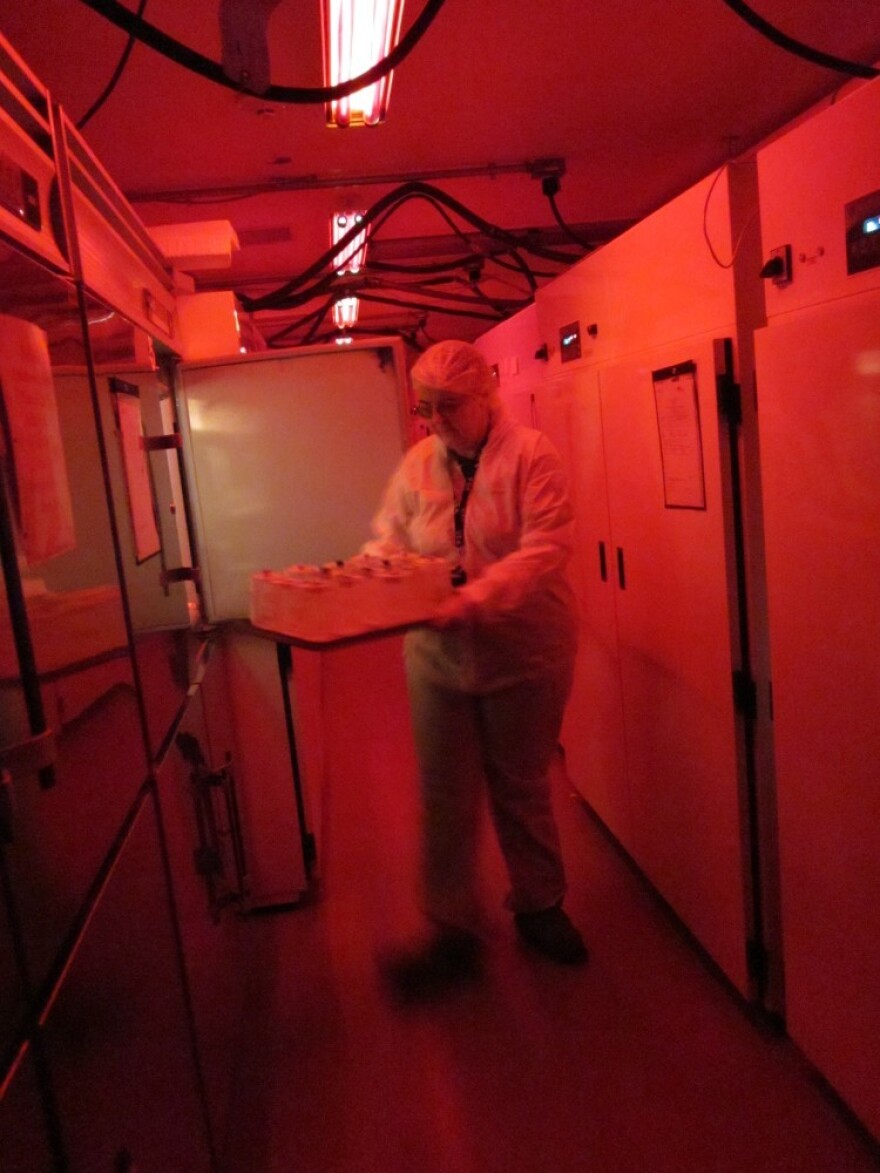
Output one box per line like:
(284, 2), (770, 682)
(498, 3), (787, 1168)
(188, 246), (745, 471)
(559, 320), (581, 362)
(845, 188), (880, 275)
(0, 151), (41, 231)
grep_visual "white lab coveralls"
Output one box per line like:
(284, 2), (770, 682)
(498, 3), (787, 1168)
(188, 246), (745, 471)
(366, 403), (579, 924)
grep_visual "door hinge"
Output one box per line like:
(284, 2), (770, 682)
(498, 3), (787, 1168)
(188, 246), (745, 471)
(732, 669), (757, 719)
(160, 565), (200, 587)
(717, 371), (742, 425)
(142, 433), (181, 451)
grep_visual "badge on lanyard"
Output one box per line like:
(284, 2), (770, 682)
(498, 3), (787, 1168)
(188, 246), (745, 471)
(451, 450), (480, 587)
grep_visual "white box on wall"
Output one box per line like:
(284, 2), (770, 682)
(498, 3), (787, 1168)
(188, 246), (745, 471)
(176, 291), (242, 361)
(149, 220), (240, 273)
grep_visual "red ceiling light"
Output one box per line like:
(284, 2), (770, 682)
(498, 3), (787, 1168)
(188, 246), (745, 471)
(332, 211), (368, 273)
(333, 297), (361, 329)
(332, 210), (368, 329)
(321, 0), (406, 128)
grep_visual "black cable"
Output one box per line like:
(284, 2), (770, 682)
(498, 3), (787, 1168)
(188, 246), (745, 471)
(370, 190), (544, 288)
(360, 255), (541, 316)
(366, 254), (489, 276)
(384, 194), (488, 260)
(543, 187), (594, 252)
(303, 300), (335, 345)
(366, 252), (564, 293)
(250, 270), (345, 312)
(720, 0), (878, 79)
(490, 252), (562, 280)
(239, 190), (401, 307)
(238, 180), (577, 312)
(77, 0), (149, 128)
(229, 179), (581, 349)
(255, 260), (532, 313)
(355, 290), (505, 322)
(357, 187), (491, 272)
(265, 307), (329, 346)
(367, 273), (461, 292)
(460, 275), (525, 316)
(385, 185), (586, 266)
(547, 192), (593, 249)
(265, 296), (339, 347)
(76, 0), (449, 101)
(363, 275), (528, 310)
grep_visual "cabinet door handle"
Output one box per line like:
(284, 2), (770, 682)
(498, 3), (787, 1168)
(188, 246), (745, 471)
(616, 547), (626, 590)
(598, 541), (608, 582)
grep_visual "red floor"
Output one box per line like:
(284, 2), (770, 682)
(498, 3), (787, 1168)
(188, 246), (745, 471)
(220, 640), (880, 1172)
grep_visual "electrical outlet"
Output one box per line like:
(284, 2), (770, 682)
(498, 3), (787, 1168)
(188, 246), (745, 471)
(761, 244), (793, 286)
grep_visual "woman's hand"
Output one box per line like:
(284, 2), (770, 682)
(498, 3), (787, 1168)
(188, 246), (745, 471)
(427, 593), (476, 630)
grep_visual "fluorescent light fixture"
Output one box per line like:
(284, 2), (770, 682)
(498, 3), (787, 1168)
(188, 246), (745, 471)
(333, 297), (361, 328)
(332, 211), (368, 273)
(332, 210), (368, 329)
(322, 0), (406, 128)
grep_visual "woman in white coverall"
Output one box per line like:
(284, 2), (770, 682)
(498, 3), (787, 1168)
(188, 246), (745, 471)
(365, 339), (587, 996)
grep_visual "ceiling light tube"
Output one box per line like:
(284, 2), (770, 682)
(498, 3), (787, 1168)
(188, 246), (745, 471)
(333, 296), (360, 328)
(322, 0), (406, 127)
(331, 210), (368, 273)
(331, 209), (368, 329)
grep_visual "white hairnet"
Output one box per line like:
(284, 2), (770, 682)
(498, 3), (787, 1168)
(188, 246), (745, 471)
(410, 340), (497, 400)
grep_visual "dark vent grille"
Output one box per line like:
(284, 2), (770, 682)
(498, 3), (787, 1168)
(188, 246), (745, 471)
(237, 226), (293, 248)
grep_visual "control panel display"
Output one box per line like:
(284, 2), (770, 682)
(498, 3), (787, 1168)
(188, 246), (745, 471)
(0, 153), (41, 231)
(845, 188), (880, 275)
(559, 320), (581, 363)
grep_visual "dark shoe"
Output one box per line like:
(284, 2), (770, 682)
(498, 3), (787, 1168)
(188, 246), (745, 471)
(514, 904), (588, 965)
(382, 928), (483, 1001)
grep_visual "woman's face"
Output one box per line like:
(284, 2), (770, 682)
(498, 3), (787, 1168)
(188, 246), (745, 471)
(415, 385), (491, 456)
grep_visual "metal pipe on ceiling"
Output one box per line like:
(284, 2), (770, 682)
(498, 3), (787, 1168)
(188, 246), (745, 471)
(125, 158), (568, 204)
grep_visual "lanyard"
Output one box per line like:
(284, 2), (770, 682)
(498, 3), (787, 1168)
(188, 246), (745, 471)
(451, 449), (481, 586)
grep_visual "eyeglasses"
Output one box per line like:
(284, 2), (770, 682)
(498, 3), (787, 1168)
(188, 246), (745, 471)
(410, 398), (470, 419)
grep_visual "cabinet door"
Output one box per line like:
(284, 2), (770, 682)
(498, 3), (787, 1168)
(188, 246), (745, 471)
(0, 269), (148, 1041)
(599, 337), (749, 992)
(177, 344), (408, 623)
(1, 681), (147, 1041)
(41, 790), (212, 1172)
(534, 370), (633, 847)
(755, 292), (880, 1137)
(216, 630), (311, 907)
(89, 358), (197, 761)
(157, 661), (248, 1145)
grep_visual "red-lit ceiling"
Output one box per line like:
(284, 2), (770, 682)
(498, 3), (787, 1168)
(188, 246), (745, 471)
(1, 0), (879, 348)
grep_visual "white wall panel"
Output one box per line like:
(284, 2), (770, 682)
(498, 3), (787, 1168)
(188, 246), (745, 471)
(757, 75), (880, 319)
(755, 290), (880, 1136)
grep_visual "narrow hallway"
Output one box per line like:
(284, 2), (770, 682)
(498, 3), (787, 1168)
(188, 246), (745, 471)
(220, 640), (880, 1173)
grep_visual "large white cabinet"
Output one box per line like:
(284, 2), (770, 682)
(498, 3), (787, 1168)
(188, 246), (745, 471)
(755, 294), (880, 1137)
(479, 163), (770, 999)
(754, 76), (880, 1138)
(478, 75), (880, 1141)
